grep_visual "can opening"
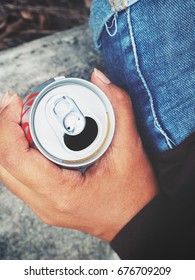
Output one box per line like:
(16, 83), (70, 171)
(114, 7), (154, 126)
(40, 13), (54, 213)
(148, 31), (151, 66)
(64, 117), (98, 151)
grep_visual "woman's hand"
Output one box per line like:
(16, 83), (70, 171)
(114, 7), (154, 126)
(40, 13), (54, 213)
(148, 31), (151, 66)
(0, 70), (157, 241)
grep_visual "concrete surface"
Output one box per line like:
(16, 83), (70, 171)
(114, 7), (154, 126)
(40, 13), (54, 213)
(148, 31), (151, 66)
(0, 24), (119, 260)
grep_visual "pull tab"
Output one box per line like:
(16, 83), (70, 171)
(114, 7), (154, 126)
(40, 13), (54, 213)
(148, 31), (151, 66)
(46, 96), (86, 145)
(53, 96), (86, 136)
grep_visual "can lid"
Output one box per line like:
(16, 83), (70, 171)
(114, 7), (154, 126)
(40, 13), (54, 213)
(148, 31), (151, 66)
(30, 77), (115, 168)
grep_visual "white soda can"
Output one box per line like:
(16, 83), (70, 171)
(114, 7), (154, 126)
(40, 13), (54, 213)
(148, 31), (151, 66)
(21, 76), (115, 169)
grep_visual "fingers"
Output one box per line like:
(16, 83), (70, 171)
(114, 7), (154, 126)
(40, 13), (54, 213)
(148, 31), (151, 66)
(0, 164), (57, 225)
(0, 164), (37, 205)
(0, 92), (18, 114)
(0, 92), (82, 192)
(0, 93), (22, 121)
(0, 95), (28, 156)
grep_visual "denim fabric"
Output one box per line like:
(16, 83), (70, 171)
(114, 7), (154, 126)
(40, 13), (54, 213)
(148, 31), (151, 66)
(89, 0), (139, 48)
(109, 0), (140, 12)
(89, 0), (195, 155)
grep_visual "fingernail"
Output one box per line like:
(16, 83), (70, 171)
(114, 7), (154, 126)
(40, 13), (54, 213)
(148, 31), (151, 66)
(94, 68), (111, 84)
(0, 92), (17, 113)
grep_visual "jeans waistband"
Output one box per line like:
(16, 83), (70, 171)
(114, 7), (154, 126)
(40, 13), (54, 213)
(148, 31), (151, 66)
(109, 0), (139, 12)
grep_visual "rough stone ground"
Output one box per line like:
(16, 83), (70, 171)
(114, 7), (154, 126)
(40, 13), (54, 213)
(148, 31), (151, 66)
(0, 24), (119, 260)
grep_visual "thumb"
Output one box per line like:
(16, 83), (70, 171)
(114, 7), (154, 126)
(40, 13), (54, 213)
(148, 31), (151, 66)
(91, 69), (140, 149)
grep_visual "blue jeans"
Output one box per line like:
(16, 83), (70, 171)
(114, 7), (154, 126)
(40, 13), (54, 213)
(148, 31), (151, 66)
(90, 0), (195, 155)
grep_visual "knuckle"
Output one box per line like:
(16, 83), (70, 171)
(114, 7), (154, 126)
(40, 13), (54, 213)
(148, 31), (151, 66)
(0, 122), (18, 170)
(0, 141), (25, 172)
(55, 197), (73, 214)
(0, 145), (16, 170)
(36, 210), (54, 226)
(39, 215), (53, 226)
(54, 198), (67, 213)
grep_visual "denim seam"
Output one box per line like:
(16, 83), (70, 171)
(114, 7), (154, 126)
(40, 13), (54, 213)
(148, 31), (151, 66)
(126, 7), (175, 149)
